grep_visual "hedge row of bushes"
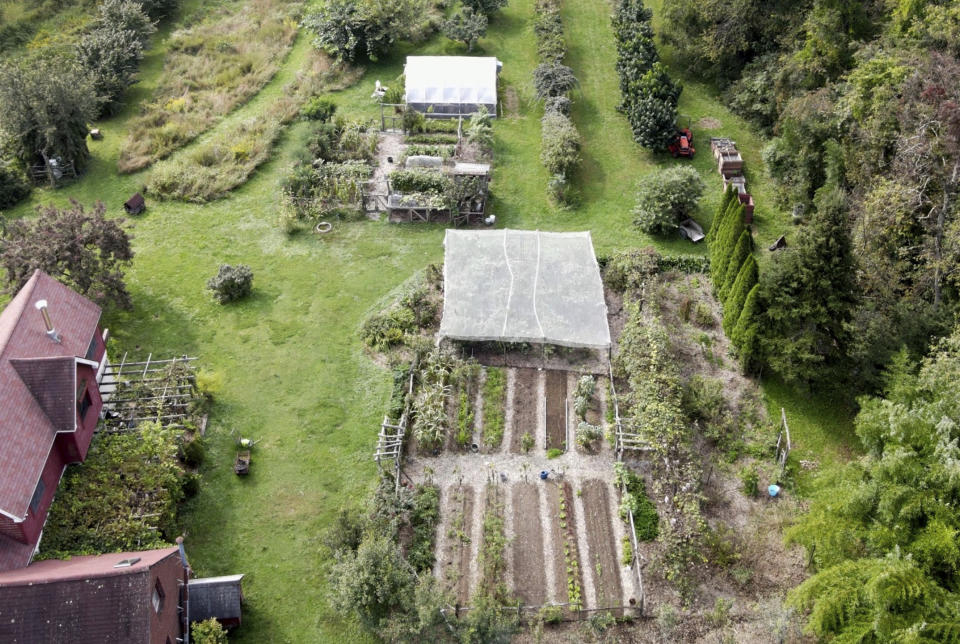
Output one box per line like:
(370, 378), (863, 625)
(602, 246), (711, 293)
(612, 0), (681, 150)
(708, 186), (761, 370)
(533, 0), (580, 204)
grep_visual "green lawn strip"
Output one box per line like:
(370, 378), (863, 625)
(760, 375), (858, 493)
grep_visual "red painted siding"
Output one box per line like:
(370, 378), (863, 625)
(18, 445), (66, 544)
(149, 553), (186, 644)
(0, 516), (23, 542)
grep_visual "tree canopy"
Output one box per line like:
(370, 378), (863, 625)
(787, 329), (960, 641)
(0, 200), (134, 308)
(0, 57), (97, 169)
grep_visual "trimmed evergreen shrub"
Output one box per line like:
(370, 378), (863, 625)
(707, 185), (738, 242)
(723, 255), (758, 335)
(711, 203), (745, 291)
(719, 230), (751, 300)
(731, 284), (761, 370)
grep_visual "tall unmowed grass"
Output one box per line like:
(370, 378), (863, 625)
(118, 0), (299, 173)
(147, 52), (362, 202)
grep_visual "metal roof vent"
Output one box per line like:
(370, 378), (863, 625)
(34, 299), (62, 344)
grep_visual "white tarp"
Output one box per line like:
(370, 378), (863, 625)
(404, 56), (499, 113)
(440, 229), (611, 349)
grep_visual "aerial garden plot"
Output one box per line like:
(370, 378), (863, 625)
(356, 230), (808, 641)
(7, 0), (959, 640)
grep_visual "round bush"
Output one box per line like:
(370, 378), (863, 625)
(207, 264), (253, 304)
(181, 438), (206, 467)
(300, 96), (337, 122)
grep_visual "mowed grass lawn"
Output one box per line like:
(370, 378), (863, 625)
(0, 0), (855, 640)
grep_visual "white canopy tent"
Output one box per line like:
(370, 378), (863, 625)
(440, 229), (611, 349)
(404, 56), (500, 117)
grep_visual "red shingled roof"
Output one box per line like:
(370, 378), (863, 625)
(0, 270), (101, 522)
(0, 547), (180, 643)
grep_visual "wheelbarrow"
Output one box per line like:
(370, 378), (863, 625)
(234, 450), (251, 475)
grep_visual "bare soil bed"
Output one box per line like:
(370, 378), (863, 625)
(581, 479), (623, 610)
(545, 370), (568, 451)
(510, 368), (539, 454)
(510, 483), (547, 605)
(439, 484), (476, 605)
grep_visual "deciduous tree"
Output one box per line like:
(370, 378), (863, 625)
(442, 7), (487, 52)
(0, 200), (134, 308)
(0, 57), (97, 171)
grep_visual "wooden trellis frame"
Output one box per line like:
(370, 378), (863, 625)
(99, 353), (199, 432)
(374, 359), (417, 493)
(775, 407), (791, 477)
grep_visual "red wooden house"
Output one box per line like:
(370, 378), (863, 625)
(0, 270), (108, 572)
(0, 546), (187, 643)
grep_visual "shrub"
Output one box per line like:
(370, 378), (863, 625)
(466, 106), (493, 149)
(632, 165), (704, 235)
(0, 161), (30, 209)
(463, 0), (508, 16)
(614, 462), (659, 541)
(181, 472), (201, 497)
(739, 466), (759, 497)
(544, 95), (571, 116)
(76, 21), (148, 117)
(573, 375), (596, 419)
(402, 105), (426, 133)
(181, 438), (206, 467)
(546, 447), (563, 459)
(692, 301), (714, 328)
(533, 62), (578, 100)
(604, 247), (661, 291)
(191, 618), (227, 644)
(361, 307), (416, 351)
(389, 169), (452, 194)
(520, 432), (534, 453)
(301, 96), (337, 122)
(207, 264), (253, 304)
(576, 421), (602, 447)
(731, 284), (762, 371)
(540, 111), (580, 177)
(622, 534), (634, 565)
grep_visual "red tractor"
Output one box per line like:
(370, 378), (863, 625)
(668, 126), (695, 158)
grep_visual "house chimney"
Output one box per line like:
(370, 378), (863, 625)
(34, 300), (61, 343)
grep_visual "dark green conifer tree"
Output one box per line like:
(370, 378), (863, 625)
(723, 255), (757, 335)
(719, 229), (751, 300)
